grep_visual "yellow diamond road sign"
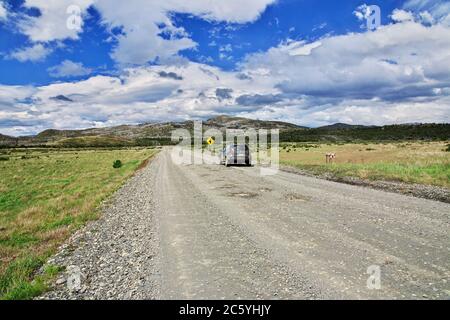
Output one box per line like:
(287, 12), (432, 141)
(207, 137), (215, 145)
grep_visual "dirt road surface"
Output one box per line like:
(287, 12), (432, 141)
(154, 149), (449, 299)
(42, 148), (450, 299)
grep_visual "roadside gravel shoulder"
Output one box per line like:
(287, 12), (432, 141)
(281, 165), (450, 204)
(37, 159), (160, 300)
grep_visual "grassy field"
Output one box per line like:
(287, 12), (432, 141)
(0, 148), (158, 299)
(280, 141), (450, 188)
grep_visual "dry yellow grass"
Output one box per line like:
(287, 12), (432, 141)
(280, 142), (450, 188)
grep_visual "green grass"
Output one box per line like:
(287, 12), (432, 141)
(0, 148), (158, 299)
(0, 257), (64, 300)
(280, 142), (450, 188)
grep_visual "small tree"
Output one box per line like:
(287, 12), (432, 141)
(113, 160), (122, 168)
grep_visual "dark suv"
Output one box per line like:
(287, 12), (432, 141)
(221, 144), (252, 166)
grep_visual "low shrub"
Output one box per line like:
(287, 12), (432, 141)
(113, 160), (122, 168)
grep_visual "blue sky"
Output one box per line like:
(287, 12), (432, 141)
(0, 0), (449, 135)
(0, 0), (406, 85)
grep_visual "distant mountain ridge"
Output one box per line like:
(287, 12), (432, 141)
(318, 123), (371, 130)
(0, 116), (303, 147)
(34, 115), (303, 139)
(0, 116), (449, 147)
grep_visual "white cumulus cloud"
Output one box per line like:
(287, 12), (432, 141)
(242, 20), (450, 102)
(8, 43), (52, 62)
(15, 0), (276, 65)
(391, 9), (415, 22)
(19, 0), (93, 42)
(48, 60), (92, 78)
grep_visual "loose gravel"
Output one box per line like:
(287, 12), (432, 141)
(38, 163), (160, 300)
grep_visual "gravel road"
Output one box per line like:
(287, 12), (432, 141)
(41, 148), (450, 300)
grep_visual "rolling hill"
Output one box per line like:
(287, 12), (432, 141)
(0, 116), (449, 147)
(1, 116), (303, 147)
